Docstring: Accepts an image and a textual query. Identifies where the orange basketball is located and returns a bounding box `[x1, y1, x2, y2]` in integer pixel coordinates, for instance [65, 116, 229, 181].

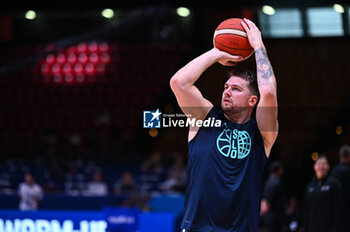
[213, 18, 254, 61]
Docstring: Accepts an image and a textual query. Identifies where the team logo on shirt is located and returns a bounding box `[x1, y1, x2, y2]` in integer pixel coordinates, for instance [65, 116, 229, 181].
[216, 123, 251, 159]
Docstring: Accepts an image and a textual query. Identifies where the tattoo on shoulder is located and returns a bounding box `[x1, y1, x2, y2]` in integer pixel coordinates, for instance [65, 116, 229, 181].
[255, 48, 275, 84]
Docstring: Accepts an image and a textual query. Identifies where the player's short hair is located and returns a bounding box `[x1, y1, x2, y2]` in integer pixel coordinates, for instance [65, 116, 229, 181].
[339, 145, 350, 159]
[227, 69, 260, 100]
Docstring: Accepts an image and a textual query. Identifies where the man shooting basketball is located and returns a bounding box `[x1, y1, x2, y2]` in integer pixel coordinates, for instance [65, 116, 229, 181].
[170, 18, 278, 231]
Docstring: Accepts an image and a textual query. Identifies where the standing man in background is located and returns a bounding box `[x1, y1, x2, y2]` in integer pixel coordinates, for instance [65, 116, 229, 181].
[261, 160, 287, 232]
[18, 173, 43, 210]
[331, 145, 350, 231]
[303, 155, 343, 232]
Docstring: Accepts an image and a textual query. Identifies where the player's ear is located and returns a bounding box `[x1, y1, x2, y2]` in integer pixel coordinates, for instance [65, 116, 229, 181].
[249, 95, 258, 107]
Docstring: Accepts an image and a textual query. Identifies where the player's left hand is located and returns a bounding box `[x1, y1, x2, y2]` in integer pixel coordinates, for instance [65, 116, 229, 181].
[241, 18, 264, 50]
[211, 47, 243, 66]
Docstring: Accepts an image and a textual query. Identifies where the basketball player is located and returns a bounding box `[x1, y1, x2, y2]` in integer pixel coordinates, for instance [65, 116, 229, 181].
[170, 18, 278, 231]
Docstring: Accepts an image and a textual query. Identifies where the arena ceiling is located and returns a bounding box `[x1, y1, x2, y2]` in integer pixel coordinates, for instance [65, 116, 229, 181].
[0, 0, 347, 13]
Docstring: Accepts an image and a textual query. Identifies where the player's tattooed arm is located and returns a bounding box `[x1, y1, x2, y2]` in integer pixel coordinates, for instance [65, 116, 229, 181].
[254, 46, 279, 157]
[255, 47, 276, 88]
[241, 18, 278, 157]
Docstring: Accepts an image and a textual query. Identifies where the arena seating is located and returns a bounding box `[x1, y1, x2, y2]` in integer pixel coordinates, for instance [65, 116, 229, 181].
[0, 42, 188, 155]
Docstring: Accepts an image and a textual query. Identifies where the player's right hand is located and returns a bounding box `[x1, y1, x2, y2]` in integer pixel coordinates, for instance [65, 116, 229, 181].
[211, 47, 243, 66]
[241, 18, 264, 51]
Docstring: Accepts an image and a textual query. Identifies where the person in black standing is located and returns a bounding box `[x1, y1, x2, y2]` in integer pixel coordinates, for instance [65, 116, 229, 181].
[330, 145, 350, 232]
[261, 160, 287, 232]
[303, 155, 344, 232]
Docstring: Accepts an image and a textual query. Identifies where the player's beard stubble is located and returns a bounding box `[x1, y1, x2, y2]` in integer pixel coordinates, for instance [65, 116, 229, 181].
[222, 102, 239, 114]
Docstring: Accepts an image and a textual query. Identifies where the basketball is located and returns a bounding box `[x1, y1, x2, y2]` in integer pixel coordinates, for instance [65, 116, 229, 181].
[213, 18, 254, 60]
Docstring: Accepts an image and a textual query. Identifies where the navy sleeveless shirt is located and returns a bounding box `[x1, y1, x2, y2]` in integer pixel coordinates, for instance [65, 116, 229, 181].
[181, 107, 268, 232]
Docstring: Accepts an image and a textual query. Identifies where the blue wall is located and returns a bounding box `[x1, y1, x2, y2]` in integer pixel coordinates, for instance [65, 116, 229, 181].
[0, 209, 174, 232]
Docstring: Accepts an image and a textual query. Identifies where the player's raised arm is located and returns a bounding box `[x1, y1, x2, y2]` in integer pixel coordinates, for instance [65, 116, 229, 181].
[241, 18, 278, 157]
[170, 48, 243, 121]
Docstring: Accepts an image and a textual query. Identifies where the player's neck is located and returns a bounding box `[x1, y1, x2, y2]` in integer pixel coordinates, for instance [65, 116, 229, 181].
[224, 111, 252, 124]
